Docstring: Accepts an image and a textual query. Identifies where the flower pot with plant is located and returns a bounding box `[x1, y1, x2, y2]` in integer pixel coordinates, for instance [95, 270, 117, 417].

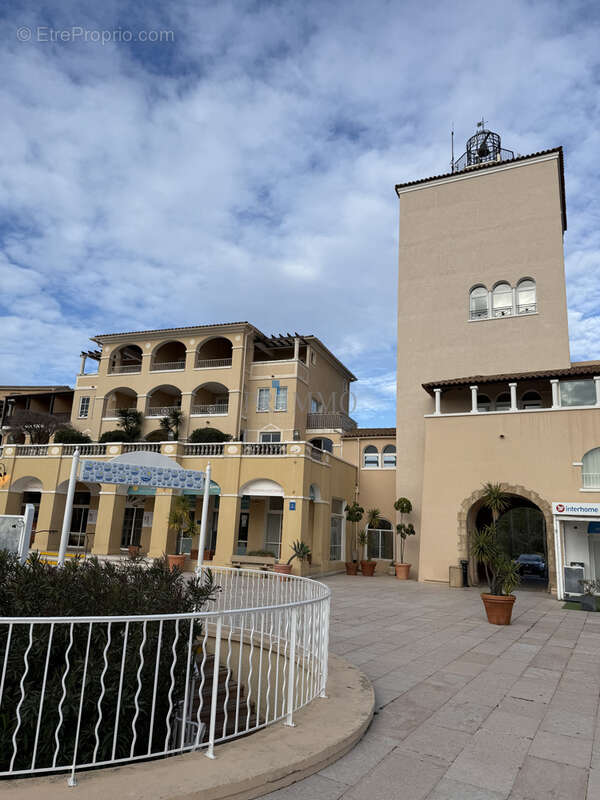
[471, 483, 520, 624]
[360, 508, 381, 576]
[128, 544, 142, 560]
[394, 497, 415, 579]
[167, 495, 198, 572]
[579, 579, 600, 611]
[275, 540, 311, 575]
[345, 501, 364, 574]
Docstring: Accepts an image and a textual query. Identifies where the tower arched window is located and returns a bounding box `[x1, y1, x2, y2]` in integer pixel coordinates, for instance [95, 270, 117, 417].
[469, 286, 489, 320]
[582, 448, 600, 489]
[517, 279, 536, 315]
[521, 391, 542, 409]
[492, 283, 513, 318]
[363, 445, 379, 468]
[495, 392, 511, 411]
[477, 394, 491, 412]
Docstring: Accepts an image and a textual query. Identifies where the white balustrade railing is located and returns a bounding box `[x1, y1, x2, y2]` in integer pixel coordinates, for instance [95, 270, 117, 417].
[195, 358, 233, 369]
[150, 360, 186, 372]
[108, 364, 142, 374]
[14, 445, 50, 456]
[0, 567, 330, 783]
[121, 442, 162, 453]
[183, 443, 225, 456]
[62, 444, 108, 456]
[147, 405, 182, 417]
[242, 442, 287, 456]
[191, 403, 229, 416]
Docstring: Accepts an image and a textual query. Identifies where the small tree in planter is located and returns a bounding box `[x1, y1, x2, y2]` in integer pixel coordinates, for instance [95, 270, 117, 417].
[579, 579, 600, 611]
[394, 497, 413, 579]
[274, 540, 311, 575]
[167, 496, 198, 571]
[345, 501, 364, 575]
[360, 508, 381, 576]
[159, 409, 184, 440]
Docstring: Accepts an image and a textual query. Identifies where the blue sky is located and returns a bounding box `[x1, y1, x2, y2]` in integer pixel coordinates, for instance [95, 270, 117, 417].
[0, 0, 599, 428]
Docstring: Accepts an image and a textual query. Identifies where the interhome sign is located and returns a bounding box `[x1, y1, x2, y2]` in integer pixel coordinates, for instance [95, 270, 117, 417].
[552, 502, 600, 516]
[80, 459, 205, 491]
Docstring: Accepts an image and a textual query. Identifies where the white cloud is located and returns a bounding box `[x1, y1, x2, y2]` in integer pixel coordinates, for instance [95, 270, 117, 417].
[1, 0, 599, 427]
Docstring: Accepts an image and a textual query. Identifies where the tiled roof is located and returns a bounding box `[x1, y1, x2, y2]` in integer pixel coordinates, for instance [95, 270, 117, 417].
[422, 361, 600, 393]
[342, 427, 396, 438]
[395, 147, 567, 232]
[92, 321, 255, 340]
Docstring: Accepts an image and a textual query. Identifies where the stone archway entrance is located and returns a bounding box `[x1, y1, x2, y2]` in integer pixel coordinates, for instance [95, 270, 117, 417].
[458, 485, 555, 594]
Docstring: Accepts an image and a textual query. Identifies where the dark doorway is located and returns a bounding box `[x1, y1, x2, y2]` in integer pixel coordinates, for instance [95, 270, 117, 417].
[474, 496, 547, 589]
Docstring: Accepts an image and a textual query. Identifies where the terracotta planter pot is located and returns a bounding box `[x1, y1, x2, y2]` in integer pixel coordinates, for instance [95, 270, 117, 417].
[274, 563, 292, 575]
[360, 560, 376, 577]
[395, 563, 411, 580]
[167, 554, 187, 572]
[345, 562, 359, 575]
[128, 545, 141, 560]
[481, 593, 516, 625]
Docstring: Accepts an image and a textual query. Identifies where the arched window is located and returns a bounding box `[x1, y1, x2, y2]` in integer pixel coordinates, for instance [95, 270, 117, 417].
[382, 444, 396, 467]
[521, 391, 542, 409]
[492, 283, 513, 318]
[495, 392, 511, 411]
[477, 394, 491, 412]
[517, 279, 536, 315]
[469, 286, 489, 320]
[582, 448, 600, 489]
[363, 445, 379, 468]
[310, 437, 333, 453]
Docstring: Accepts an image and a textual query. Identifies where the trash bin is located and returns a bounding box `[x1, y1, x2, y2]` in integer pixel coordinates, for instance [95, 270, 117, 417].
[460, 559, 469, 587]
[449, 565, 463, 588]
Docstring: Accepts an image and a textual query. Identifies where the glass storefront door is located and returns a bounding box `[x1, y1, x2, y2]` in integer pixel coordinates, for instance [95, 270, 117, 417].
[121, 506, 143, 548]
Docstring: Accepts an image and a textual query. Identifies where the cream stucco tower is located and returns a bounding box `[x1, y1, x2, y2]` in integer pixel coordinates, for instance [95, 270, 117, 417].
[394, 129, 570, 579]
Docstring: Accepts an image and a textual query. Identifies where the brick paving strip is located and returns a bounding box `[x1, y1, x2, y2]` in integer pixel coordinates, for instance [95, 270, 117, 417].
[263, 575, 600, 800]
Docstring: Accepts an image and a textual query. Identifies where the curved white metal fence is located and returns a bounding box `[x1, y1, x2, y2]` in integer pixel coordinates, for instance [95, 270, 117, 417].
[0, 567, 330, 785]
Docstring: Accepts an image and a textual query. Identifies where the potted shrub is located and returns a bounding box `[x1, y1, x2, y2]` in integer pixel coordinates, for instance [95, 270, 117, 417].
[394, 497, 414, 579]
[471, 482, 520, 624]
[128, 544, 142, 559]
[360, 508, 381, 576]
[579, 579, 600, 611]
[345, 501, 364, 575]
[167, 496, 197, 571]
[274, 540, 311, 574]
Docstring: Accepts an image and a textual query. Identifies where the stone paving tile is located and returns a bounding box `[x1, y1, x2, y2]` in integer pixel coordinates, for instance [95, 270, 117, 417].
[480, 708, 540, 739]
[319, 733, 397, 786]
[508, 755, 589, 799]
[344, 751, 447, 800]
[367, 698, 434, 741]
[429, 698, 495, 734]
[428, 777, 507, 800]
[588, 768, 600, 799]
[444, 730, 531, 795]
[528, 730, 592, 769]
[397, 720, 473, 764]
[539, 708, 596, 740]
[261, 774, 346, 799]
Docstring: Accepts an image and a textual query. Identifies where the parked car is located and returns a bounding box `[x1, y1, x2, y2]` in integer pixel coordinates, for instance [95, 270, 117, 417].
[515, 553, 546, 577]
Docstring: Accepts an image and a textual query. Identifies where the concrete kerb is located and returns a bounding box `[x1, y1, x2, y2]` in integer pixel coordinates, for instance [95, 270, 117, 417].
[4, 653, 374, 800]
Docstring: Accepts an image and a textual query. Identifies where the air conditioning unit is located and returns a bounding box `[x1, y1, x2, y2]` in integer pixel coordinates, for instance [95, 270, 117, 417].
[564, 564, 585, 595]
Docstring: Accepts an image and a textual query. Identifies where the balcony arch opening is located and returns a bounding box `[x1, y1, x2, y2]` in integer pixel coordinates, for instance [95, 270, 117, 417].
[521, 391, 542, 409]
[495, 392, 511, 411]
[108, 345, 143, 375]
[196, 337, 233, 368]
[146, 385, 182, 418]
[477, 394, 491, 412]
[191, 383, 229, 416]
[102, 388, 137, 419]
[151, 341, 186, 371]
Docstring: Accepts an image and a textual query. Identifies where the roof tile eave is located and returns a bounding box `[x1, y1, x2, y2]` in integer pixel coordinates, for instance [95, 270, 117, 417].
[422, 361, 600, 393]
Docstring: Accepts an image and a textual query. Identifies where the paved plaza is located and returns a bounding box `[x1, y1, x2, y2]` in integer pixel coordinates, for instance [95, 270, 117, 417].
[264, 574, 600, 800]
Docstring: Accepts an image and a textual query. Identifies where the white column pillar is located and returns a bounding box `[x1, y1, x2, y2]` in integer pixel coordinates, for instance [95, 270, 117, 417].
[293, 337, 300, 361]
[79, 354, 87, 375]
[551, 379, 560, 408]
[509, 382, 517, 411]
[594, 376, 600, 407]
[470, 385, 478, 414]
[434, 388, 442, 416]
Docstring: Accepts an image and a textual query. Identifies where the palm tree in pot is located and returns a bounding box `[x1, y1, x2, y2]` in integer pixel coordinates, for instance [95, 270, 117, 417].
[275, 540, 311, 575]
[345, 501, 364, 575]
[394, 497, 414, 579]
[360, 508, 381, 576]
[167, 495, 198, 571]
[471, 482, 520, 624]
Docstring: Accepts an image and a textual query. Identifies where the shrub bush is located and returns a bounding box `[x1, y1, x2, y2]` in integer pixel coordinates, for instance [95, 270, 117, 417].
[99, 429, 127, 442]
[0, 553, 219, 772]
[53, 427, 92, 444]
[188, 427, 232, 443]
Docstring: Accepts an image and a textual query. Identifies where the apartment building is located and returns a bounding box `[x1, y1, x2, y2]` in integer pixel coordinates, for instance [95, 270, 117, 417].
[0, 323, 384, 574]
[395, 125, 600, 596]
